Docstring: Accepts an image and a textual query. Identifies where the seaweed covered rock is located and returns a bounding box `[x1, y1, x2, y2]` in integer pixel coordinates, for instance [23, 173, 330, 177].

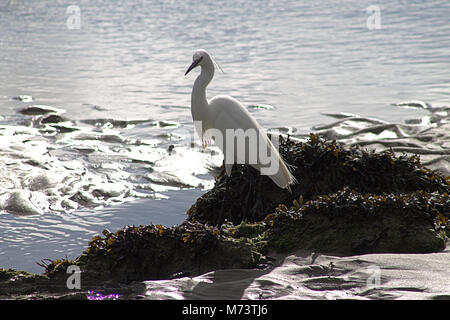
[0, 267, 140, 299]
[42, 221, 262, 283]
[0, 268, 53, 297]
[265, 188, 449, 255]
[187, 134, 449, 226]
[38, 134, 449, 288]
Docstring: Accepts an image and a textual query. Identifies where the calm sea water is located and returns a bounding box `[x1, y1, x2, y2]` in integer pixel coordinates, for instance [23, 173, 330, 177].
[0, 0, 449, 272]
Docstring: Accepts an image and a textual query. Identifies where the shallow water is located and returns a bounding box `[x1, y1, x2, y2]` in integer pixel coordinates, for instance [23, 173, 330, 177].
[0, 0, 449, 273]
[0, 189, 204, 272]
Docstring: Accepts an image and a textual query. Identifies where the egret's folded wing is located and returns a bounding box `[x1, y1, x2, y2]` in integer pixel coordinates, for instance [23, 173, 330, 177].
[210, 95, 270, 165]
[209, 95, 297, 189]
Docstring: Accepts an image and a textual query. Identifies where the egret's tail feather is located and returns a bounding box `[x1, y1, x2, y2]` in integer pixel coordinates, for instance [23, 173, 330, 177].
[261, 157, 297, 192]
[255, 136, 298, 191]
[281, 160, 298, 193]
[284, 161, 297, 173]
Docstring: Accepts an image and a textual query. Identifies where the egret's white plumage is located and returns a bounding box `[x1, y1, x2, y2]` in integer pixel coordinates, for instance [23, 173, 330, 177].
[185, 49, 296, 191]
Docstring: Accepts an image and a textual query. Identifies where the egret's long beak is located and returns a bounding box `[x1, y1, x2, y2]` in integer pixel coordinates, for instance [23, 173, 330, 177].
[185, 57, 203, 76]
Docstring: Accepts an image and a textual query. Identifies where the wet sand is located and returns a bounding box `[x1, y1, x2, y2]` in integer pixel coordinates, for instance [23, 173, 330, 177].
[143, 248, 450, 300]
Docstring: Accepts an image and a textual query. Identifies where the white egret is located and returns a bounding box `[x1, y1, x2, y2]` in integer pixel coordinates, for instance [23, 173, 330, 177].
[185, 49, 296, 191]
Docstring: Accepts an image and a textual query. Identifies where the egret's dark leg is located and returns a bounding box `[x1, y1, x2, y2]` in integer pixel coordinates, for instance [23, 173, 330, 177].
[218, 166, 232, 226]
[242, 165, 260, 221]
[253, 174, 264, 221]
[243, 169, 253, 221]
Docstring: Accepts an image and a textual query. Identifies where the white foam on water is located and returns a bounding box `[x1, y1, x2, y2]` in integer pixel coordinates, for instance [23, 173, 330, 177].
[0, 113, 222, 216]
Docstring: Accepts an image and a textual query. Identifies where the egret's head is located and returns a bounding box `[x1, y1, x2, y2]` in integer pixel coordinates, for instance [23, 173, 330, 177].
[185, 49, 211, 76]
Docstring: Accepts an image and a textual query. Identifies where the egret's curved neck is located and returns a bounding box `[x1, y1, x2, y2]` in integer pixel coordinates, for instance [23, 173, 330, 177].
[191, 61, 214, 111]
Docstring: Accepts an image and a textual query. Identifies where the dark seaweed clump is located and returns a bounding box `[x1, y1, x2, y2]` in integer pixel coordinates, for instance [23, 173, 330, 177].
[187, 134, 449, 225]
[41, 221, 261, 284]
[265, 187, 449, 255]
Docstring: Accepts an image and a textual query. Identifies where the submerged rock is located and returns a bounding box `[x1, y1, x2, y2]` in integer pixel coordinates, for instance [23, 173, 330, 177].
[13, 95, 33, 103]
[19, 105, 66, 116]
[2, 190, 43, 215]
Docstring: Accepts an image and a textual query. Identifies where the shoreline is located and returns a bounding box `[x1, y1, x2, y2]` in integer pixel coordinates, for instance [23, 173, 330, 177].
[1, 130, 448, 300]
